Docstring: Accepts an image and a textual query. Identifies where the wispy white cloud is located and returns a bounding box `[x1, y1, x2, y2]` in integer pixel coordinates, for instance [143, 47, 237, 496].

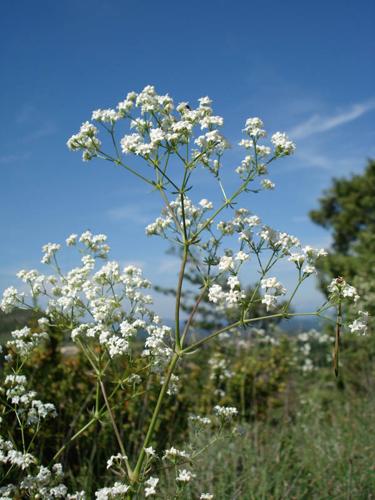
[282, 146, 369, 172]
[0, 152, 31, 165]
[22, 122, 57, 143]
[15, 104, 36, 125]
[289, 99, 375, 139]
[107, 204, 152, 224]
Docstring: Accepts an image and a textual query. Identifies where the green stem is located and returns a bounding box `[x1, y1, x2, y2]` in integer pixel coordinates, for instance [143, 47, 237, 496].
[131, 352, 180, 483]
[99, 378, 133, 478]
[53, 416, 99, 461]
[157, 185, 183, 235]
[175, 246, 189, 350]
[244, 251, 278, 318]
[180, 284, 208, 347]
[333, 300, 342, 377]
[193, 172, 256, 239]
[52, 380, 146, 463]
[283, 276, 306, 312]
[182, 312, 320, 353]
[98, 149, 154, 186]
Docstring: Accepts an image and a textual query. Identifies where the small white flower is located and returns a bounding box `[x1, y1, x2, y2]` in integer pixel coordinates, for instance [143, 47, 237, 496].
[41, 243, 61, 264]
[218, 255, 234, 271]
[176, 469, 196, 483]
[189, 415, 211, 426]
[261, 277, 286, 296]
[66, 234, 78, 246]
[235, 251, 249, 262]
[0, 286, 23, 313]
[261, 294, 278, 311]
[208, 284, 226, 304]
[106, 453, 127, 470]
[145, 446, 156, 457]
[163, 447, 190, 460]
[348, 311, 369, 335]
[199, 198, 213, 210]
[271, 132, 295, 155]
[261, 179, 275, 190]
[145, 476, 159, 497]
[213, 405, 238, 419]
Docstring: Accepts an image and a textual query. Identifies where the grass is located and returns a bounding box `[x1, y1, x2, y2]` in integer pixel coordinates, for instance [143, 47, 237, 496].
[159, 383, 375, 499]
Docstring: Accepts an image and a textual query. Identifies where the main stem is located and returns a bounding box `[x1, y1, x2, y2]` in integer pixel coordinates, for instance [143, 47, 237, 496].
[333, 300, 342, 377]
[175, 245, 189, 351]
[131, 352, 180, 483]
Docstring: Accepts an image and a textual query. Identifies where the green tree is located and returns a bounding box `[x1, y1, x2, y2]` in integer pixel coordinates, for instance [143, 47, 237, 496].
[310, 159, 375, 317]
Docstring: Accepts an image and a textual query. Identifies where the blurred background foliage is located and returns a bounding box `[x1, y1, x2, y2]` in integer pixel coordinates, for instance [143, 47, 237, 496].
[310, 159, 375, 322]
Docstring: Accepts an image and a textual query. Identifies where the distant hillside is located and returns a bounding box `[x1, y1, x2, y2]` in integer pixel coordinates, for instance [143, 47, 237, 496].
[0, 308, 36, 343]
[164, 315, 326, 336]
[279, 316, 324, 333]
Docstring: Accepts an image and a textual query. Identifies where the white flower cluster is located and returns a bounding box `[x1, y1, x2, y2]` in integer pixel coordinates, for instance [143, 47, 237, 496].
[297, 329, 332, 374]
[95, 482, 130, 499]
[143, 319, 173, 368]
[3, 374, 56, 425]
[327, 277, 359, 303]
[208, 209, 330, 313]
[208, 276, 246, 309]
[163, 446, 190, 461]
[288, 246, 328, 276]
[213, 405, 238, 419]
[348, 310, 368, 336]
[209, 353, 234, 382]
[206, 210, 328, 313]
[217, 210, 310, 264]
[18, 464, 68, 498]
[6, 326, 48, 357]
[69, 85, 229, 169]
[271, 132, 296, 156]
[261, 277, 287, 311]
[176, 469, 196, 483]
[144, 477, 159, 497]
[297, 330, 330, 344]
[301, 358, 314, 373]
[0, 286, 24, 313]
[161, 373, 180, 395]
[236, 117, 295, 185]
[0, 232, 172, 365]
[327, 278, 369, 335]
[0, 439, 79, 499]
[41, 243, 61, 264]
[258, 226, 300, 252]
[242, 117, 266, 139]
[144, 446, 156, 457]
[145, 196, 213, 238]
[217, 208, 261, 237]
[67, 121, 101, 161]
[0, 436, 35, 470]
[106, 453, 128, 470]
[188, 415, 212, 426]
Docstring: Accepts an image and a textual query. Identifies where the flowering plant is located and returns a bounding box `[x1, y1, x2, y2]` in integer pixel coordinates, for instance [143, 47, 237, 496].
[0, 85, 368, 498]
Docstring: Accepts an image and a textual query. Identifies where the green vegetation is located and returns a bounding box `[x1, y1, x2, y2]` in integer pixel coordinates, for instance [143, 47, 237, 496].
[310, 159, 375, 321]
[1, 311, 374, 497]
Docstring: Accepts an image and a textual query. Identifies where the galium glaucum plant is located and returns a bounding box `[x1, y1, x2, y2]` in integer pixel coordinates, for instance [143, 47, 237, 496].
[0, 85, 369, 498]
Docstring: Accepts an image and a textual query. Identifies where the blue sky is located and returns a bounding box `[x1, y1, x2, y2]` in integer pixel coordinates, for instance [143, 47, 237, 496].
[1, 0, 374, 317]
